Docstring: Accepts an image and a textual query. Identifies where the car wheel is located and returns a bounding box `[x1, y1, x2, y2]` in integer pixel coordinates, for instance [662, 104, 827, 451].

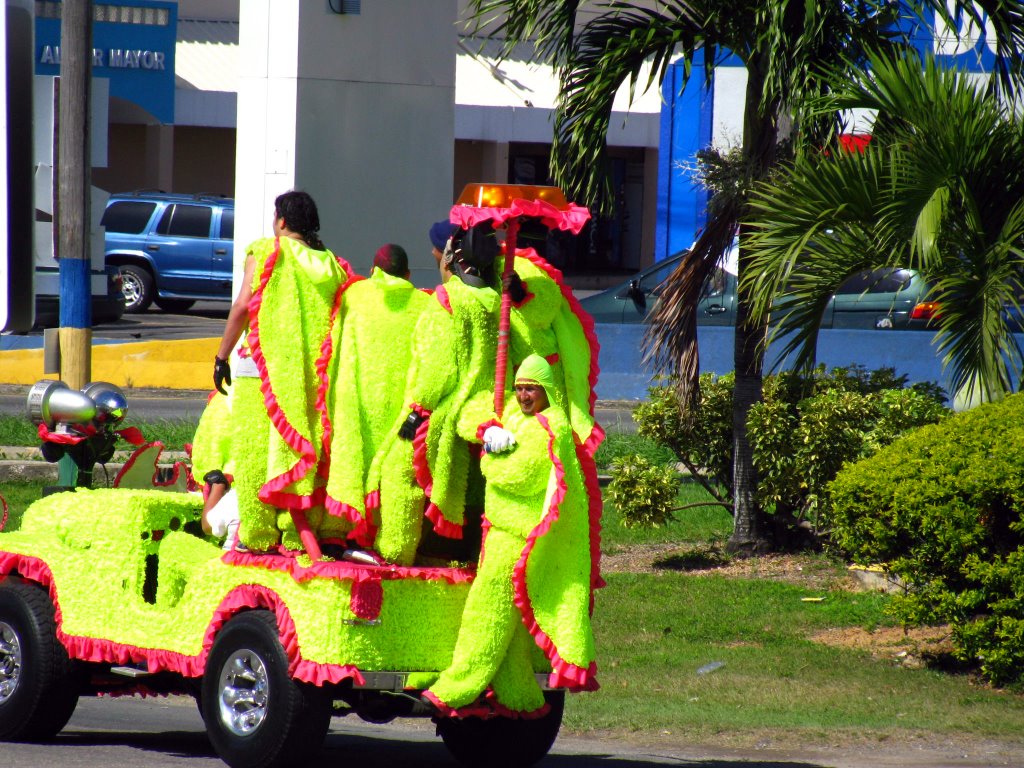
[0, 577, 80, 741]
[201, 610, 331, 768]
[118, 265, 155, 313]
[155, 298, 195, 313]
[437, 690, 564, 768]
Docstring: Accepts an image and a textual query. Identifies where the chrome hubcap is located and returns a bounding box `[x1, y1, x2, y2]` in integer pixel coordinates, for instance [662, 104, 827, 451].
[218, 649, 270, 736]
[0, 621, 22, 704]
[120, 273, 143, 307]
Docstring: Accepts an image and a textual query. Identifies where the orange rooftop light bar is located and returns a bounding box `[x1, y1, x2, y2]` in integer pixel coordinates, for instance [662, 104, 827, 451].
[455, 183, 569, 210]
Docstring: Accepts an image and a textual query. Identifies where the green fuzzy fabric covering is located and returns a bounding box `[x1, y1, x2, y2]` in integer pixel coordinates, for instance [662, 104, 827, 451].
[3, 489, 473, 672]
[369, 279, 500, 563]
[327, 270, 431, 519]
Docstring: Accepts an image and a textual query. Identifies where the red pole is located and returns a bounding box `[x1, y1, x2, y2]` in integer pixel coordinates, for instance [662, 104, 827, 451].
[494, 218, 519, 418]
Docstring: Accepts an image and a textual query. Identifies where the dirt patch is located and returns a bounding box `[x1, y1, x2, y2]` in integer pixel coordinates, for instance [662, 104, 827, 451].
[811, 624, 957, 667]
[601, 543, 859, 591]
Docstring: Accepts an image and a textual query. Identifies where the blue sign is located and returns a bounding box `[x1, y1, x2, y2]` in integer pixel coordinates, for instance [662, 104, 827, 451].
[35, 0, 176, 124]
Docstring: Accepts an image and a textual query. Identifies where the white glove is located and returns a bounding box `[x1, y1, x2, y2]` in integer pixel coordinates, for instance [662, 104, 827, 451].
[483, 426, 516, 454]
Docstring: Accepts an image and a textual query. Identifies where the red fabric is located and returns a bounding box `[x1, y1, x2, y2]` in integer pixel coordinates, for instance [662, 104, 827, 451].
[508, 413, 599, 693]
[219, 547, 475, 585]
[434, 285, 453, 314]
[37, 422, 91, 445]
[449, 199, 590, 235]
[422, 688, 551, 720]
[115, 427, 146, 446]
[0, 494, 7, 532]
[349, 578, 384, 621]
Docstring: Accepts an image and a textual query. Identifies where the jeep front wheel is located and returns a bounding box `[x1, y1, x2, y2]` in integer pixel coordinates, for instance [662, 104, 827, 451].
[201, 610, 331, 768]
[0, 577, 80, 741]
[437, 690, 565, 768]
[119, 264, 155, 313]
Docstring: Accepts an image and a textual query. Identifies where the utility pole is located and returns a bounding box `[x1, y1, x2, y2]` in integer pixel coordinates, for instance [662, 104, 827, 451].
[57, 0, 92, 389]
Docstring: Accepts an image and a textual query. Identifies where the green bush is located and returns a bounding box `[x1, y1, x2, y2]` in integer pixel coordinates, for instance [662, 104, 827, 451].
[606, 456, 680, 528]
[622, 365, 947, 544]
[827, 394, 1024, 687]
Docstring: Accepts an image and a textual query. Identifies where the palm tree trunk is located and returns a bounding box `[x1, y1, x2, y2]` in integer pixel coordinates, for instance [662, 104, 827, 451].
[727, 57, 781, 555]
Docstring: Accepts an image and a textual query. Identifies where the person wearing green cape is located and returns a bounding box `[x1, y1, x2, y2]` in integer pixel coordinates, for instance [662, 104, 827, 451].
[194, 190, 354, 552]
[424, 354, 598, 716]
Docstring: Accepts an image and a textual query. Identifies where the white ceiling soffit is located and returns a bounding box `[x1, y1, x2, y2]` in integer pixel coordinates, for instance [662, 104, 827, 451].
[175, 18, 239, 92]
[456, 37, 662, 114]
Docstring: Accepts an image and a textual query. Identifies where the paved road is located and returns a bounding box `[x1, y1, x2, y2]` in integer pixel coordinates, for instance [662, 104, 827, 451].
[6, 695, 1008, 768]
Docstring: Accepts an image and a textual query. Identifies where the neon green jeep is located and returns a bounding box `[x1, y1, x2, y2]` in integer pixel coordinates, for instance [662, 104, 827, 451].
[0, 488, 565, 768]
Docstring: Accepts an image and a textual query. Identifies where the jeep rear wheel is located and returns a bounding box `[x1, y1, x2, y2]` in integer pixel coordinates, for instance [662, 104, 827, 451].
[437, 690, 564, 768]
[0, 578, 80, 741]
[119, 264, 154, 313]
[202, 610, 331, 768]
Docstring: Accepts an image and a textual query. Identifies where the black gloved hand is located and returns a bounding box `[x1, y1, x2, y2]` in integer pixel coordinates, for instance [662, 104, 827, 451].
[503, 272, 527, 303]
[213, 356, 232, 396]
[398, 410, 425, 440]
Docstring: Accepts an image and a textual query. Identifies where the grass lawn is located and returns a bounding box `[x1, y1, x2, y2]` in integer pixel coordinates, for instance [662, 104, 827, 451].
[2, 435, 1023, 758]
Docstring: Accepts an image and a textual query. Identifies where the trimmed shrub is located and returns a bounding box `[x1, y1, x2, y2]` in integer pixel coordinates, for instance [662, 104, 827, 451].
[827, 394, 1024, 687]
[621, 365, 947, 544]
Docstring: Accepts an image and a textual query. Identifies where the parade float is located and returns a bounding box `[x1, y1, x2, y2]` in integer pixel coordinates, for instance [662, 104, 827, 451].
[0, 185, 602, 768]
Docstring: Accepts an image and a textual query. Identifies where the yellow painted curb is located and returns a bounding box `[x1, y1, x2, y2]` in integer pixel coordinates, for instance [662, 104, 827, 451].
[0, 338, 220, 390]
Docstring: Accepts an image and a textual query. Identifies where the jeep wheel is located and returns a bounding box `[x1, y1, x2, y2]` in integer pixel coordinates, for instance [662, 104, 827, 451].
[437, 690, 564, 768]
[155, 298, 195, 313]
[202, 610, 331, 768]
[0, 577, 80, 741]
[119, 265, 154, 313]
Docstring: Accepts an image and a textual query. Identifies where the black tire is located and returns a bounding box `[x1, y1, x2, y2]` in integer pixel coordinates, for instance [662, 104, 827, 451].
[0, 577, 80, 741]
[155, 298, 196, 313]
[119, 264, 155, 313]
[437, 690, 565, 768]
[201, 610, 331, 768]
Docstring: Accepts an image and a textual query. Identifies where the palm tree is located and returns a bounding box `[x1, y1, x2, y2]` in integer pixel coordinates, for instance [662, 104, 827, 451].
[465, 0, 1024, 553]
[746, 51, 1024, 405]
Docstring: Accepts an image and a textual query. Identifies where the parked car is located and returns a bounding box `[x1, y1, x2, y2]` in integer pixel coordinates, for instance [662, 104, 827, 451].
[101, 191, 235, 313]
[580, 247, 934, 330]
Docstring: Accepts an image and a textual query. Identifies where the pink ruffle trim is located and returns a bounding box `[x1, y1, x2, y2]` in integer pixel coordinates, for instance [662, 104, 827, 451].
[0, 553, 369, 687]
[422, 688, 552, 720]
[220, 547, 475, 585]
[434, 285, 452, 314]
[509, 414, 599, 692]
[450, 199, 590, 235]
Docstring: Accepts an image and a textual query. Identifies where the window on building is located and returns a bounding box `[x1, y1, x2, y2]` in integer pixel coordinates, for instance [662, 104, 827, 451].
[156, 204, 212, 238]
[100, 201, 156, 234]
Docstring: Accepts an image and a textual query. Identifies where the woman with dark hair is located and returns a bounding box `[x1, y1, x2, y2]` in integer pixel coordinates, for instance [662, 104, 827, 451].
[192, 190, 357, 554]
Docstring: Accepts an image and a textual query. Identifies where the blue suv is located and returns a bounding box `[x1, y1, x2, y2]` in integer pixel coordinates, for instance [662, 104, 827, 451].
[101, 191, 235, 313]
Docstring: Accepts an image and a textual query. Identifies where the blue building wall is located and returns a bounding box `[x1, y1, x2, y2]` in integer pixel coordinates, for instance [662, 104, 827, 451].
[654, 10, 1005, 259]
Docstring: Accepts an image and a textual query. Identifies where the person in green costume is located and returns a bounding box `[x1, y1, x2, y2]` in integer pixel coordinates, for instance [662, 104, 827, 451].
[324, 244, 431, 547]
[368, 222, 509, 565]
[199, 190, 354, 553]
[424, 354, 598, 716]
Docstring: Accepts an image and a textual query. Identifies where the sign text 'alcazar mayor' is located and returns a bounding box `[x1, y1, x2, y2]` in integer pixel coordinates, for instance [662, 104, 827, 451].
[39, 45, 167, 70]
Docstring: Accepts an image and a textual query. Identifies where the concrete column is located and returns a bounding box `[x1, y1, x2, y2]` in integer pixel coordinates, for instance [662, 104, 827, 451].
[144, 123, 174, 192]
[480, 141, 509, 187]
[235, 1, 457, 289]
